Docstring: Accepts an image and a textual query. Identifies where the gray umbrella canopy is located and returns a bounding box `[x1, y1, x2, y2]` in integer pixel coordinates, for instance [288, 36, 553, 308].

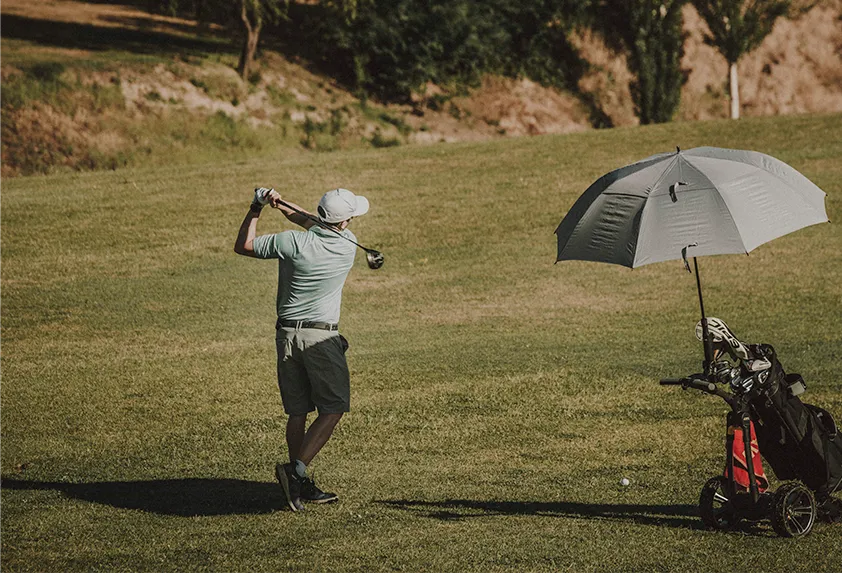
[555, 147, 828, 268]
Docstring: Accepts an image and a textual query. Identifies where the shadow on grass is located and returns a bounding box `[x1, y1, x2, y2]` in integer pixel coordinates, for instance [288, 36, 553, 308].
[0, 14, 232, 57]
[379, 498, 708, 530]
[0, 477, 285, 516]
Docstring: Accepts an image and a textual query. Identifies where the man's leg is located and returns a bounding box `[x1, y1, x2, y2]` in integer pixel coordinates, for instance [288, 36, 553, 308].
[297, 412, 344, 465]
[299, 334, 350, 465]
[278, 414, 312, 511]
[275, 332, 312, 512]
[293, 412, 343, 504]
[286, 414, 307, 462]
[294, 334, 349, 504]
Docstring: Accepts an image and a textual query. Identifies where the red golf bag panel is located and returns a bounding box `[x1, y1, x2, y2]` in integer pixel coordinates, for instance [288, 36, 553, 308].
[727, 422, 770, 493]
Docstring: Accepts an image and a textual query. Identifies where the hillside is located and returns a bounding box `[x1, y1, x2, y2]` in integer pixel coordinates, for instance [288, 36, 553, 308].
[2, 0, 842, 177]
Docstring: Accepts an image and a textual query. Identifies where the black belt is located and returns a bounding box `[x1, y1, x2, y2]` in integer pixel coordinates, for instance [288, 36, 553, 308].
[277, 319, 339, 331]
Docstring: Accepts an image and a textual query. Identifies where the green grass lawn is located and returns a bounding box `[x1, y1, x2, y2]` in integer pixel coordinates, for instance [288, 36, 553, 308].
[2, 113, 841, 572]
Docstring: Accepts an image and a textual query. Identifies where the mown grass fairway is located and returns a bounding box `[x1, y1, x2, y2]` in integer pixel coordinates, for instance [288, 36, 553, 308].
[2, 113, 842, 572]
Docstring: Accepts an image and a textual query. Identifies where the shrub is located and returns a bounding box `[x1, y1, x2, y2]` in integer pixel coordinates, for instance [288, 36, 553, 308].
[29, 62, 67, 83]
[266, 84, 297, 107]
[300, 115, 342, 151]
[190, 77, 210, 91]
[599, 0, 687, 124]
[370, 129, 401, 148]
[201, 111, 262, 148]
[378, 112, 411, 136]
[3, 63, 68, 110]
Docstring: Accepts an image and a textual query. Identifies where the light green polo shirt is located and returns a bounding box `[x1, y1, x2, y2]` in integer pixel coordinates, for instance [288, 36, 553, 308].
[253, 226, 357, 323]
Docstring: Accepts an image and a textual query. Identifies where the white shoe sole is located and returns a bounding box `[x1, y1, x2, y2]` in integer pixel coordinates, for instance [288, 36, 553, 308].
[305, 493, 339, 504]
[275, 464, 302, 512]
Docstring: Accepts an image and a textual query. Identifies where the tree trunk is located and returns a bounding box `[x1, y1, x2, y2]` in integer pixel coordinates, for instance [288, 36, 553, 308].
[237, 1, 262, 81]
[237, 28, 261, 80]
[729, 61, 740, 119]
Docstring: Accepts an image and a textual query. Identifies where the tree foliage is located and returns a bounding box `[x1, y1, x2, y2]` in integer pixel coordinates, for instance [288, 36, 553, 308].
[344, 1, 501, 102]
[599, 0, 688, 124]
[280, 0, 595, 104]
[692, 0, 804, 118]
[693, 0, 791, 65]
[489, 0, 595, 89]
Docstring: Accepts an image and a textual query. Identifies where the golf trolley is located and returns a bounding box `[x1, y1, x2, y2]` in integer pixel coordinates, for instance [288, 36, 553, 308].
[660, 373, 818, 537]
[659, 306, 842, 538]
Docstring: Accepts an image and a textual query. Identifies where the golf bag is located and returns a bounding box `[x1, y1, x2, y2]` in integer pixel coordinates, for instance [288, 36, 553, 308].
[746, 345, 842, 501]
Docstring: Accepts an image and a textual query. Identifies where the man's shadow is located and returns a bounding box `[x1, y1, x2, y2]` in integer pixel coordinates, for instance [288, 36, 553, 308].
[1, 477, 285, 516]
[378, 498, 713, 531]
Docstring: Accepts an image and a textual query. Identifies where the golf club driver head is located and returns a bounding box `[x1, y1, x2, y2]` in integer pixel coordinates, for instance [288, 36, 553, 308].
[366, 250, 384, 270]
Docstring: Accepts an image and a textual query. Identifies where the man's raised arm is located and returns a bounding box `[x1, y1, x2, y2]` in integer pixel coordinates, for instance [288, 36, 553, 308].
[234, 187, 273, 257]
[268, 190, 316, 230]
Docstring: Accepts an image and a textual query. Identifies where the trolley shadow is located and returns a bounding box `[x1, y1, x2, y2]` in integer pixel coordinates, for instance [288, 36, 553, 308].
[377, 498, 758, 532]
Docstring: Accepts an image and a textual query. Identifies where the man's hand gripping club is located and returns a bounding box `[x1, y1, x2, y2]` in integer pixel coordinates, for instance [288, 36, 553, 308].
[252, 187, 284, 210]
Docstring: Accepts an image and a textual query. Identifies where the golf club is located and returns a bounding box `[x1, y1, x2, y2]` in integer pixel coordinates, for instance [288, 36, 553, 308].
[276, 198, 384, 270]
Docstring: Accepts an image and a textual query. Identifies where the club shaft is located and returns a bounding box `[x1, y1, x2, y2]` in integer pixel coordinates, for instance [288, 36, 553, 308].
[277, 199, 373, 253]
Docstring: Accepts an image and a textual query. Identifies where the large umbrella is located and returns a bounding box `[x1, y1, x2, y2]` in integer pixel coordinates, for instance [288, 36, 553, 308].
[555, 146, 828, 370]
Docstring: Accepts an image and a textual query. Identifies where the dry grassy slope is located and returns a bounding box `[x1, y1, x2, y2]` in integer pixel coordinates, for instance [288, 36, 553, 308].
[2, 0, 841, 165]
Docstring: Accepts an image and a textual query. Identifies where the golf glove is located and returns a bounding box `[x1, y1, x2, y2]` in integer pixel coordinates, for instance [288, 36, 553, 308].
[253, 187, 274, 208]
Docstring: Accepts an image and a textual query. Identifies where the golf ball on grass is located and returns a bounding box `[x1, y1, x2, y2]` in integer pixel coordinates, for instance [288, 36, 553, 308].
[620, 478, 630, 486]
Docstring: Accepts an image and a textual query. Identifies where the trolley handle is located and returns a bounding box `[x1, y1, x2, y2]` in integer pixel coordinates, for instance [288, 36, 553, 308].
[660, 376, 714, 391]
[660, 375, 735, 404]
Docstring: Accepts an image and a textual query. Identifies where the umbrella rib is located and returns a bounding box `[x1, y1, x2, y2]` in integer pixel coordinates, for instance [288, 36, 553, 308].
[604, 156, 680, 200]
[602, 192, 649, 198]
[649, 155, 679, 194]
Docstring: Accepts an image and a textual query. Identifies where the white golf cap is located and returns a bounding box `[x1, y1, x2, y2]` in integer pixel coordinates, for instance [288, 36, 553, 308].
[317, 188, 370, 223]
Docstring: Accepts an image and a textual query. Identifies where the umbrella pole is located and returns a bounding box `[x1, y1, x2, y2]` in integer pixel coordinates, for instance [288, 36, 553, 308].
[693, 257, 714, 375]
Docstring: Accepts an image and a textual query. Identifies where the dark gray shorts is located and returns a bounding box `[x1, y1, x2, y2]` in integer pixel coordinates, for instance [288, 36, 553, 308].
[276, 327, 350, 415]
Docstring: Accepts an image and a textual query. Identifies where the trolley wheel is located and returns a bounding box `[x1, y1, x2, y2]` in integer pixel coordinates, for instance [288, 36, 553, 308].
[771, 482, 816, 538]
[699, 476, 739, 530]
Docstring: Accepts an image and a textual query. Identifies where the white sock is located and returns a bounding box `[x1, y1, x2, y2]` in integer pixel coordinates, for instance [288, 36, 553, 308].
[293, 459, 307, 478]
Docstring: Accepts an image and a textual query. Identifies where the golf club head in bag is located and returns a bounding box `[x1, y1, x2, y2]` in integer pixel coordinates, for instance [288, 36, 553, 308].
[695, 317, 751, 361]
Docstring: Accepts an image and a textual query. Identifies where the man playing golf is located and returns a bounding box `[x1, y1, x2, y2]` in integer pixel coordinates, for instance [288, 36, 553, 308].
[234, 186, 370, 512]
